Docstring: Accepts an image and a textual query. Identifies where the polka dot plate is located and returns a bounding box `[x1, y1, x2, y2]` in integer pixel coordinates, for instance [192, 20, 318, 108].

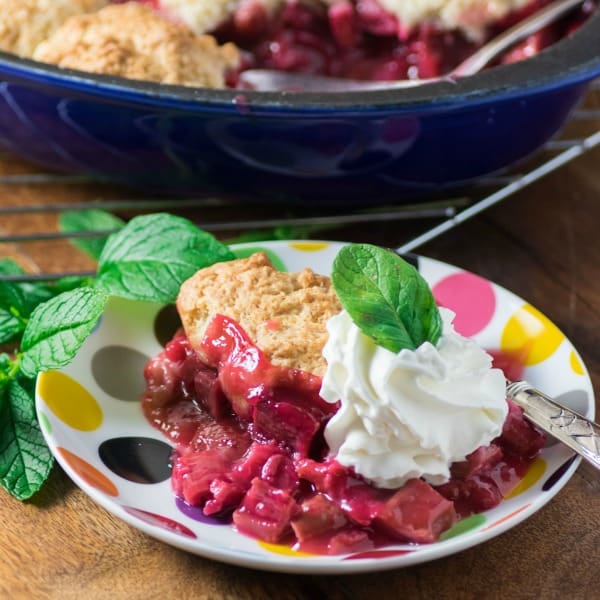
[35, 241, 595, 574]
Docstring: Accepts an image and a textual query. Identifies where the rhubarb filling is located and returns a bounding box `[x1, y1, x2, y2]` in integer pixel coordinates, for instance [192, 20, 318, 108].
[142, 315, 546, 555]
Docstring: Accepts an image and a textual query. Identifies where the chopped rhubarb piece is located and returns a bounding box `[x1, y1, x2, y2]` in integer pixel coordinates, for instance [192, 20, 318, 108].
[355, 0, 399, 37]
[233, 0, 270, 41]
[193, 369, 229, 420]
[291, 493, 348, 542]
[489, 349, 526, 383]
[233, 478, 298, 543]
[437, 475, 503, 517]
[327, 528, 373, 555]
[450, 444, 504, 479]
[172, 446, 242, 506]
[188, 413, 251, 453]
[260, 454, 299, 494]
[499, 399, 547, 458]
[296, 458, 389, 526]
[143, 339, 191, 408]
[328, 2, 361, 49]
[253, 400, 322, 455]
[205, 479, 245, 515]
[230, 441, 284, 488]
[374, 478, 457, 543]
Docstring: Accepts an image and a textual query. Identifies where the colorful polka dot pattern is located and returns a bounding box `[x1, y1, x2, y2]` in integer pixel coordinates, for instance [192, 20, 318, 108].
[501, 304, 564, 366]
[432, 271, 496, 337]
[34, 241, 594, 572]
[56, 446, 119, 497]
[38, 371, 103, 431]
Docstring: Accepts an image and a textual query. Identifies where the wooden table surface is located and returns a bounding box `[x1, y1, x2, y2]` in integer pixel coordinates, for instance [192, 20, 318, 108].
[1, 112, 599, 599]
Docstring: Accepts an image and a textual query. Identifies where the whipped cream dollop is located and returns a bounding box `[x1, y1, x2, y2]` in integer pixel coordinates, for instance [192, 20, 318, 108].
[320, 307, 507, 488]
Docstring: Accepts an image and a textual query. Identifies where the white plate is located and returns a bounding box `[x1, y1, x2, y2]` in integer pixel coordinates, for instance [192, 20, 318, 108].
[35, 241, 595, 574]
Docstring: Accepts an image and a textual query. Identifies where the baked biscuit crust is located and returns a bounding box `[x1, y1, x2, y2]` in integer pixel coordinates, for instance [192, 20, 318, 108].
[177, 252, 342, 376]
[33, 2, 239, 88]
[0, 0, 108, 57]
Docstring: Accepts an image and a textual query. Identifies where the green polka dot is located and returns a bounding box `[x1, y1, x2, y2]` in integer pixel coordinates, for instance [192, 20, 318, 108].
[440, 514, 486, 540]
[39, 411, 52, 435]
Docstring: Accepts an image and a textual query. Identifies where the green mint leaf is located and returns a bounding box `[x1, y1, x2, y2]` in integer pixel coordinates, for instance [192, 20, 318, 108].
[51, 275, 94, 293]
[0, 260, 57, 344]
[95, 213, 235, 303]
[0, 353, 17, 388]
[0, 377, 54, 500]
[0, 259, 54, 314]
[332, 244, 442, 353]
[59, 209, 125, 261]
[0, 262, 25, 343]
[0, 310, 23, 345]
[19, 287, 108, 377]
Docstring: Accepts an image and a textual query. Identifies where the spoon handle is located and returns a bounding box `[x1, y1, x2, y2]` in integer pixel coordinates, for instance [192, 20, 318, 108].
[506, 380, 600, 470]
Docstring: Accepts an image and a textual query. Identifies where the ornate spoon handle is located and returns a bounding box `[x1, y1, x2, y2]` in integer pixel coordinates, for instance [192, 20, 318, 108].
[506, 380, 600, 470]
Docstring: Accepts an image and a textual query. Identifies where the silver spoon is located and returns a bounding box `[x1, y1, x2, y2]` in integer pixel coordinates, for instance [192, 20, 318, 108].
[239, 0, 585, 92]
[506, 379, 600, 471]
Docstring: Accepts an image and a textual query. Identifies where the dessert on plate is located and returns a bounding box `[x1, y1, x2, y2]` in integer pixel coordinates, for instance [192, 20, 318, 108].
[141, 245, 546, 554]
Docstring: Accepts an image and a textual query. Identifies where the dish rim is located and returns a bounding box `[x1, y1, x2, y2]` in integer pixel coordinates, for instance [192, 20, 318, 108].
[0, 8, 598, 111]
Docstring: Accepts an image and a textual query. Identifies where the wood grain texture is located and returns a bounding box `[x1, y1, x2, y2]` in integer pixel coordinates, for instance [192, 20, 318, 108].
[1, 137, 599, 599]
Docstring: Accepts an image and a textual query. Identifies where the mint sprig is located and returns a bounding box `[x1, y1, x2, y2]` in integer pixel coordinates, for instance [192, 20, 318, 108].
[96, 213, 235, 302]
[332, 243, 442, 352]
[0, 260, 55, 345]
[59, 209, 125, 261]
[19, 287, 108, 378]
[0, 376, 54, 500]
[0, 211, 235, 500]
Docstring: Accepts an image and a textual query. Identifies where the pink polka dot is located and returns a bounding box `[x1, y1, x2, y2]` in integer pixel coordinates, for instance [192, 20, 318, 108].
[344, 549, 413, 560]
[432, 272, 496, 336]
[124, 506, 197, 538]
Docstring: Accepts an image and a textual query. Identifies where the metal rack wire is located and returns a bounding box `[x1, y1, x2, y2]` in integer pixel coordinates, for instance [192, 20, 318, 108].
[0, 79, 598, 281]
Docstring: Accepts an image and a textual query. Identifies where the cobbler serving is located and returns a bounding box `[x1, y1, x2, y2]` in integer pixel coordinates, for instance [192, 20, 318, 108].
[141, 249, 546, 555]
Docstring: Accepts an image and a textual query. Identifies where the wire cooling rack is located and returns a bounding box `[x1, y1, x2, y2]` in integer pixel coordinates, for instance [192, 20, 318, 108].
[0, 80, 598, 282]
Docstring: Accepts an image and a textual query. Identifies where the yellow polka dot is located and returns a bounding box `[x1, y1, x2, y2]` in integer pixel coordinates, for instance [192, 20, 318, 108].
[38, 371, 103, 431]
[289, 242, 329, 252]
[257, 541, 314, 557]
[500, 304, 564, 366]
[504, 458, 547, 500]
[570, 351, 584, 375]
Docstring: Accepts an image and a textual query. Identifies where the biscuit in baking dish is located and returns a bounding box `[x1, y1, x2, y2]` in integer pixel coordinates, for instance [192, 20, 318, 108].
[0, 0, 109, 57]
[177, 252, 342, 376]
[33, 2, 240, 88]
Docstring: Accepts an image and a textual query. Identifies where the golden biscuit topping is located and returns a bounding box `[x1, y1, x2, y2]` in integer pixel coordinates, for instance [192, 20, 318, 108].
[0, 0, 109, 57]
[177, 252, 342, 376]
[33, 3, 239, 88]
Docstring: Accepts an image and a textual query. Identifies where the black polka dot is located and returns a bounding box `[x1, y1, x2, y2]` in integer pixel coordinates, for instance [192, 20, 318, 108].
[399, 252, 419, 270]
[99, 437, 172, 484]
[154, 304, 181, 347]
[542, 455, 577, 491]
